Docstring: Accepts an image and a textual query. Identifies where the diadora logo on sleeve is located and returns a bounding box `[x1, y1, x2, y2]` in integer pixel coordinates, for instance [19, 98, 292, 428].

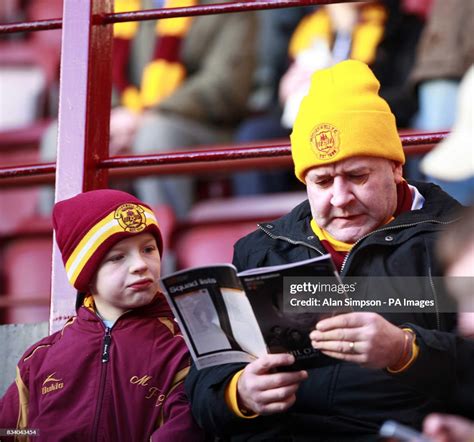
[42, 372, 64, 395]
[130, 374, 166, 407]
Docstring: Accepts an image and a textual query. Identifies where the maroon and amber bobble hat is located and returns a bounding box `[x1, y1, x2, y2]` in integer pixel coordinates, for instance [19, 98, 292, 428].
[53, 189, 163, 292]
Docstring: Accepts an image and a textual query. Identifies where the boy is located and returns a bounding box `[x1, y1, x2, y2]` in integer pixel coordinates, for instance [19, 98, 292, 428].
[0, 189, 205, 441]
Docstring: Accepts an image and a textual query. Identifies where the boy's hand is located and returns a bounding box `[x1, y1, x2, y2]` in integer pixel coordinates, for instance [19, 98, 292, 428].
[237, 354, 308, 415]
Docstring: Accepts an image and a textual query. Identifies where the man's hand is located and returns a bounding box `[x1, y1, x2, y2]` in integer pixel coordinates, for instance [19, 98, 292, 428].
[423, 413, 474, 442]
[309, 312, 406, 369]
[237, 354, 308, 415]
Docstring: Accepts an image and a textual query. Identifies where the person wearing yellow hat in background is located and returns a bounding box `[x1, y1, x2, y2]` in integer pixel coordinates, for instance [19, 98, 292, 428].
[184, 60, 473, 441]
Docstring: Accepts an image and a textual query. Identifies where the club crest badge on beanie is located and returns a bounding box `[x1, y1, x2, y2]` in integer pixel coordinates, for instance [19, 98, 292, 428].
[53, 189, 163, 292]
[114, 203, 147, 232]
[291, 60, 405, 182]
[310, 123, 341, 160]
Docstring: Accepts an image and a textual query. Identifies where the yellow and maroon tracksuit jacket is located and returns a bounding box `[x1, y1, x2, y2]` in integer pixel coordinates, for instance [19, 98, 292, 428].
[0, 296, 205, 441]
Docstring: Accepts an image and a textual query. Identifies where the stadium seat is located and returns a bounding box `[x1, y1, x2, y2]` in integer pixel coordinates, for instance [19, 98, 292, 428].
[150, 203, 176, 252]
[0, 146, 42, 235]
[0, 0, 62, 130]
[172, 192, 306, 269]
[1, 236, 53, 324]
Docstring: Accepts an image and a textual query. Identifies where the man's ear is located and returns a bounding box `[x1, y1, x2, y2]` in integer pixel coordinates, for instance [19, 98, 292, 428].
[392, 162, 404, 184]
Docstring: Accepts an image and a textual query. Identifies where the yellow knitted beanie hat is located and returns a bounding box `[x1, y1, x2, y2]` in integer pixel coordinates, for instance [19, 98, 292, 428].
[291, 60, 405, 182]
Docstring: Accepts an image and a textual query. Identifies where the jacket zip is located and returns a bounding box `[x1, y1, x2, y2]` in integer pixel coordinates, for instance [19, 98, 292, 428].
[92, 327, 111, 441]
[340, 219, 457, 330]
[428, 267, 441, 330]
[340, 219, 457, 273]
[258, 224, 326, 256]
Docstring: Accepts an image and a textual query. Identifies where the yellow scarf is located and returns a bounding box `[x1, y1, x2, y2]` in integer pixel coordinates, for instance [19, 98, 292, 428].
[113, 0, 197, 112]
[288, 4, 386, 65]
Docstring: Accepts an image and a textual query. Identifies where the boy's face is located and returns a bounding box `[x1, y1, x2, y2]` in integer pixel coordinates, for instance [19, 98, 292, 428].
[90, 233, 161, 320]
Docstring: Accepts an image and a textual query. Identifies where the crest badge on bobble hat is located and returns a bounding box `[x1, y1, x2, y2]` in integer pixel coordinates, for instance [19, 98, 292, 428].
[291, 60, 405, 182]
[53, 189, 163, 292]
[114, 203, 147, 232]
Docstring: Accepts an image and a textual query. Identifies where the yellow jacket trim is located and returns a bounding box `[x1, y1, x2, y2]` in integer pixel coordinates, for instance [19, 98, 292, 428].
[171, 366, 190, 388]
[23, 344, 52, 363]
[310, 219, 353, 252]
[387, 328, 420, 374]
[158, 317, 177, 336]
[225, 369, 258, 419]
[15, 366, 29, 432]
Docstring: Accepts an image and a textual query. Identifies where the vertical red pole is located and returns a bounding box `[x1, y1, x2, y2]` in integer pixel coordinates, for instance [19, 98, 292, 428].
[50, 0, 113, 333]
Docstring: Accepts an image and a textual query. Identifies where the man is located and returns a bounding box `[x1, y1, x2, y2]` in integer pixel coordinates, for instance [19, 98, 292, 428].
[185, 60, 472, 441]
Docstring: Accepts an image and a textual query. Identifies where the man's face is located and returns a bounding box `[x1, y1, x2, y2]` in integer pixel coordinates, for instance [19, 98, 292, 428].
[90, 233, 161, 320]
[305, 156, 403, 243]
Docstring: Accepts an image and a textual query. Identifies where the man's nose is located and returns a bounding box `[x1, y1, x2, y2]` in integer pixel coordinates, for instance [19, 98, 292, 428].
[330, 177, 354, 208]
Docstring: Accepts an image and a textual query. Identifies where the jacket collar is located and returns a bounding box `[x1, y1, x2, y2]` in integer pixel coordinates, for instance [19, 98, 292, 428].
[77, 293, 173, 326]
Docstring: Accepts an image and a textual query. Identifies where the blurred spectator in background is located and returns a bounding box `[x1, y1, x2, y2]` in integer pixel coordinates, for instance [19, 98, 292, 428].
[0, 0, 23, 27]
[232, 0, 427, 196]
[229, 6, 311, 196]
[39, 0, 256, 219]
[417, 67, 474, 442]
[420, 65, 474, 205]
[410, 0, 474, 190]
[0, 0, 62, 130]
[421, 205, 474, 442]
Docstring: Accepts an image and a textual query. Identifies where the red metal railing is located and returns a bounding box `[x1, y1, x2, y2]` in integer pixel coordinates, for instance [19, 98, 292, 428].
[0, 0, 445, 331]
[0, 132, 447, 185]
[0, 1, 364, 35]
